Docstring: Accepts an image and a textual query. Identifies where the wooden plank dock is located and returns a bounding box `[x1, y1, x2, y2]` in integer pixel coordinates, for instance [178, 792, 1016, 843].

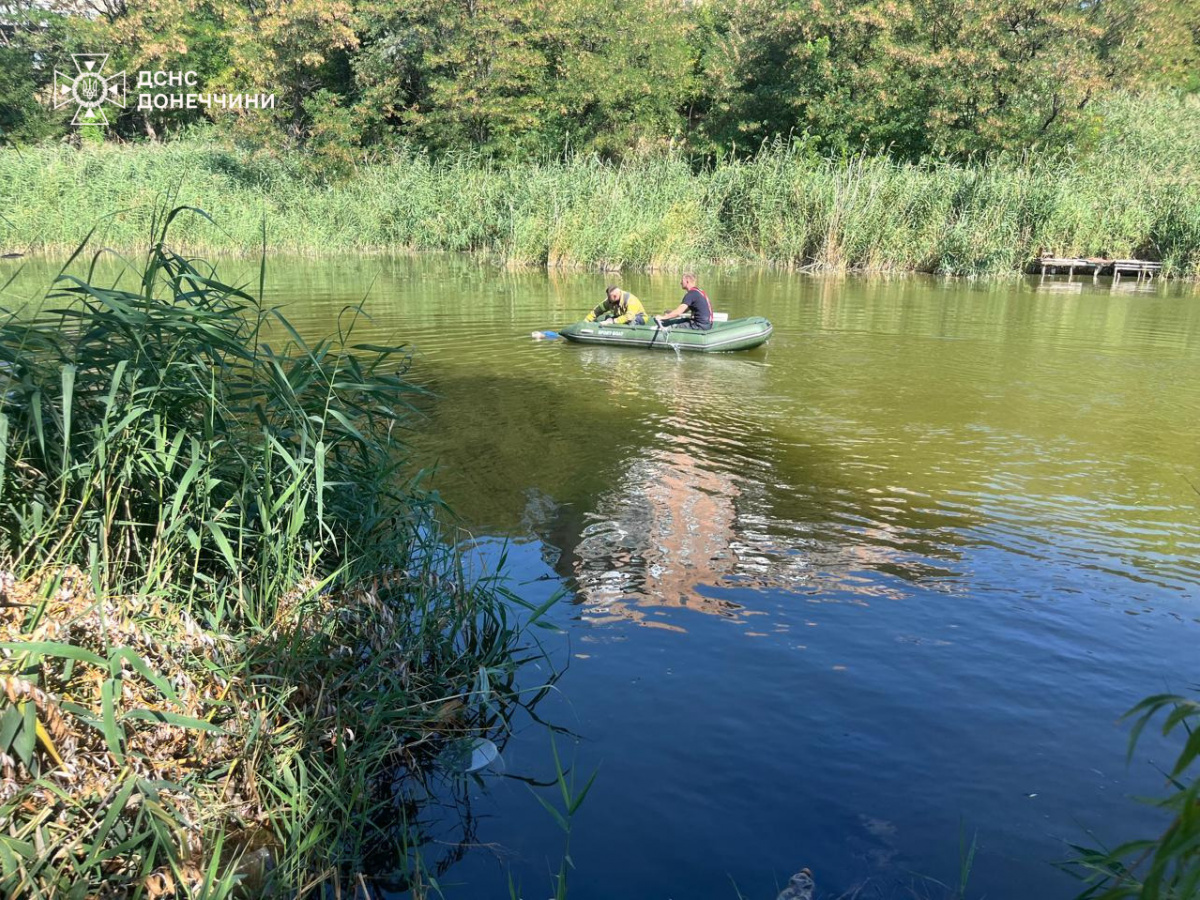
[1038, 256, 1162, 283]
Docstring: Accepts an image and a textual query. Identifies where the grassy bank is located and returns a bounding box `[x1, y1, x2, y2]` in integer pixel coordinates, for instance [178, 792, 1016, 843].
[0, 214, 551, 896]
[2, 94, 1199, 278]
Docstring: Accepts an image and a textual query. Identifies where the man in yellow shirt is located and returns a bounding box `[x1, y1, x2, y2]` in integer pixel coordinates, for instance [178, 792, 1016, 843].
[586, 286, 648, 325]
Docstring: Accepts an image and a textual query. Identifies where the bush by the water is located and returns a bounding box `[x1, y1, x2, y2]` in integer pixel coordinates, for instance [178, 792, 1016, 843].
[2, 94, 1198, 277]
[0, 212, 547, 896]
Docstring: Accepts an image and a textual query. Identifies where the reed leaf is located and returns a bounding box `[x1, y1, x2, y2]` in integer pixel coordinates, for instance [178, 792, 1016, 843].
[0, 209, 553, 897]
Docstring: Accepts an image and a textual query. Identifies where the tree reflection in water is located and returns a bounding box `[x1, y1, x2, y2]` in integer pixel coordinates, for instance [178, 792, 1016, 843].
[523, 354, 963, 630]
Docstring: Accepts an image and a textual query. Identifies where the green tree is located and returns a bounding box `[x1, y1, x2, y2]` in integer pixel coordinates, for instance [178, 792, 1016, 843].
[41, 0, 358, 144]
[0, 45, 52, 145]
[95, 0, 233, 140]
[1091, 0, 1200, 92]
[355, 0, 553, 155]
[0, 3, 81, 144]
[698, 0, 1114, 159]
[354, 0, 694, 158]
[215, 0, 359, 140]
[538, 0, 695, 157]
[904, 0, 1105, 157]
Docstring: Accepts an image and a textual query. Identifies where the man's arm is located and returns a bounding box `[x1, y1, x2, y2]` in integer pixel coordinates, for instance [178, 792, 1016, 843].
[584, 301, 609, 322]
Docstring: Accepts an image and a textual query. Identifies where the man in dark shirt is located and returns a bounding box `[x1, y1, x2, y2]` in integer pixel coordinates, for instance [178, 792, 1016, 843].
[655, 273, 713, 330]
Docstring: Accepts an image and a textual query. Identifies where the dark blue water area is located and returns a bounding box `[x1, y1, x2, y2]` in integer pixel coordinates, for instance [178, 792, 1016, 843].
[11, 254, 1198, 898]
[408, 530, 1193, 900]
[202, 259, 1200, 899]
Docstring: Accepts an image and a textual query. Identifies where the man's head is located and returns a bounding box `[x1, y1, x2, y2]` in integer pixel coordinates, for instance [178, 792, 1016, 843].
[606, 286, 621, 304]
[680, 273, 697, 291]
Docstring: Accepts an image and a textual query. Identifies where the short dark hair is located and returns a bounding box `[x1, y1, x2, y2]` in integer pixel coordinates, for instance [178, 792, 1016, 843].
[605, 285, 620, 299]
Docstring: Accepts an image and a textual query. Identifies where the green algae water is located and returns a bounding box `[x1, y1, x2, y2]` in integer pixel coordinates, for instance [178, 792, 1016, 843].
[5, 255, 1200, 897]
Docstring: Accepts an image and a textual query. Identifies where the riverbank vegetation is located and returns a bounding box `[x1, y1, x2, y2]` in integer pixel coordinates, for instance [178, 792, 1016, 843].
[3, 91, 1199, 276]
[0, 214, 550, 896]
[2, 0, 1199, 275]
[3, 0, 1198, 160]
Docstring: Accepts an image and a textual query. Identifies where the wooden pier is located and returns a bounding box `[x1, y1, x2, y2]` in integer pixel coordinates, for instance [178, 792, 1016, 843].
[1038, 256, 1162, 283]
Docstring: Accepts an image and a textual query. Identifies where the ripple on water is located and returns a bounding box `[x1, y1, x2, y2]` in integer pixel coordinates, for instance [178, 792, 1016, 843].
[19, 254, 1200, 899]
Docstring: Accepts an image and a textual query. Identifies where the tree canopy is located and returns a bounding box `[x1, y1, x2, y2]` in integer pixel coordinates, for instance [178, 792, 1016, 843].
[1, 0, 1196, 160]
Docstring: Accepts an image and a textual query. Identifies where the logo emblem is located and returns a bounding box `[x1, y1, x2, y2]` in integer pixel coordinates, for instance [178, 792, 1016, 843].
[54, 54, 126, 126]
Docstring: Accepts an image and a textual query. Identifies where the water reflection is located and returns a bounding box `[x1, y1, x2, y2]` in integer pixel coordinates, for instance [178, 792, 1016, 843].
[10, 253, 1200, 899]
[565, 443, 750, 629]
[525, 350, 974, 631]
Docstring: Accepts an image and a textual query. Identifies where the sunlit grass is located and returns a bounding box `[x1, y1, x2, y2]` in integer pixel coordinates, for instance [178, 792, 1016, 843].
[2, 94, 1197, 277]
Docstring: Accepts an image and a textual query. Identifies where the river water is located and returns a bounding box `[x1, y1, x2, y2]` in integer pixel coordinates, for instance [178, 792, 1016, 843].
[7, 255, 1200, 898]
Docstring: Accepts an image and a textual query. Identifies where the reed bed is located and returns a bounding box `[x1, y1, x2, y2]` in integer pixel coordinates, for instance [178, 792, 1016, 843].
[1, 93, 1198, 276]
[0, 211, 552, 897]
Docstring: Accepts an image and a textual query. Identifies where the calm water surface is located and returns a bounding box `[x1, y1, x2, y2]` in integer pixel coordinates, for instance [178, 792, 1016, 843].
[7, 256, 1200, 898]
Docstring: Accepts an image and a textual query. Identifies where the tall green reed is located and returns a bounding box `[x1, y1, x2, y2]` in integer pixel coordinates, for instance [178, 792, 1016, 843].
[0, 208, 552, 897]
[2, 94, 1197, 276]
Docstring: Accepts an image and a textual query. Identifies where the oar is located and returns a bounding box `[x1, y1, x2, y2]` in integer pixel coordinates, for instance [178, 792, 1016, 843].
[649, 316, 669, 349]
[532, 316, 615, 340]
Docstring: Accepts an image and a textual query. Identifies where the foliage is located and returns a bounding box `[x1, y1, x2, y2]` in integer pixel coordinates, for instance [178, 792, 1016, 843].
[2, 0, 1196, 160]
[0, 2, 84, 144]
[1065, 692, 1200, 898]
[2, 92, 1199, 276]
[352, 0, 694, 158]
[535, 0, 695, 158]
[1093, 0, 1200, 92]
[0, 45, 53, 145]
[532, 737, 597, 900]
[0, 210, 552, 896]
[356, 0, 555, 156]
[697, 0, 1113, 159]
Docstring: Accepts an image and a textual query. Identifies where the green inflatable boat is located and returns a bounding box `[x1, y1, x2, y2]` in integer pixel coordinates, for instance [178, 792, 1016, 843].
[559, 316, 773, 352]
